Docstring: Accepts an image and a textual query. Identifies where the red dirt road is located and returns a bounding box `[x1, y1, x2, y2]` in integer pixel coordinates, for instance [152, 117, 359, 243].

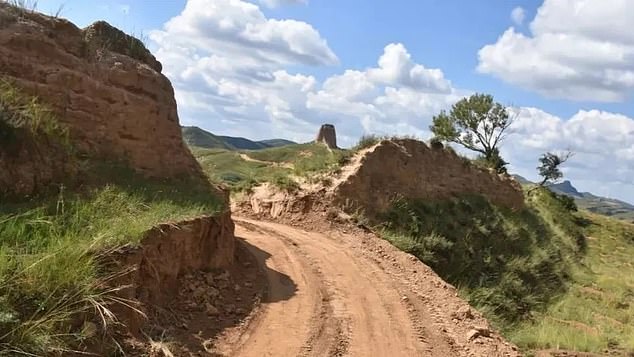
[212, 218, 519, 357]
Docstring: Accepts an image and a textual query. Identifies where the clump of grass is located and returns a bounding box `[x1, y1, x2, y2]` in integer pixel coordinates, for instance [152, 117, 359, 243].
[0, 78, 69, 146]
[0, 170, 222, 354]
[354, 134, 382, 150]
[272, 174, 300, 193]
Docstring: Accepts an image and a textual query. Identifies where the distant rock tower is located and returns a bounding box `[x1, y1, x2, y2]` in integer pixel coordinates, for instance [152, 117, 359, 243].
[315, 124, 338, 149]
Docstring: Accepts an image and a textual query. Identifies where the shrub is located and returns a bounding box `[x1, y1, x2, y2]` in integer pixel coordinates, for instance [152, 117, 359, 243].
[272, 175, 300, 193]
[354, 134, 381, 150]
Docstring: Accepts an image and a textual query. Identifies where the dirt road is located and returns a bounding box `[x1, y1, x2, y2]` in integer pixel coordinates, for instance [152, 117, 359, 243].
[213, 218, 519, 357]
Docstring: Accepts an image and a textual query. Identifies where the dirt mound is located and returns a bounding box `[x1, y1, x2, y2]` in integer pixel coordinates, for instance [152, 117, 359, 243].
[333, 139, 525, 217]
[236, 138, 524, 222]
[0, 4, 202, 196]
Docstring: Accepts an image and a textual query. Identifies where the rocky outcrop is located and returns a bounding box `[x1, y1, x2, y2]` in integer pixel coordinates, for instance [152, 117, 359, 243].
[315, 124, 337, 149]
[107, 212, 235, 335]
[334, 139, 525, 217]
[0, 4, 200, 184]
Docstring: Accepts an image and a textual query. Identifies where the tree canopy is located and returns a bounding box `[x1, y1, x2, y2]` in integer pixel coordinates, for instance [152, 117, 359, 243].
[537, 151, 574, 186]
[430, 93, 514, 172]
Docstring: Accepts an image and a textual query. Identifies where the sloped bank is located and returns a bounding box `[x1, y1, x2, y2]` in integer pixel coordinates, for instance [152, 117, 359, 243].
[107, 212, 235, 336]
[333, 139, 525, 217]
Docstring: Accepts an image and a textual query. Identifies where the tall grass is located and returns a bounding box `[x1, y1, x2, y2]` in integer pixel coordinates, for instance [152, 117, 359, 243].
[509, 212, 634, 354]
[0, 78, 69, 147]
[0, 173, 222, 354]
[380, 188, 584, 326]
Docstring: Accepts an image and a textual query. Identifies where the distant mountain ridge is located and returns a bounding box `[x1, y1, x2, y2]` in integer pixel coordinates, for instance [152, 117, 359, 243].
[513, 175, 634, 221]
[182, 126, 296, 150]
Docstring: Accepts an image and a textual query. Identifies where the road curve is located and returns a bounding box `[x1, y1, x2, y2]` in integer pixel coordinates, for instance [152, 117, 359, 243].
[216, 218, 460, 357]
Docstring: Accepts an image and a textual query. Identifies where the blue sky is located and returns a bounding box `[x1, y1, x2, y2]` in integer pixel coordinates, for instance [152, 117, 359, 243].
[36, 0, 634, 202]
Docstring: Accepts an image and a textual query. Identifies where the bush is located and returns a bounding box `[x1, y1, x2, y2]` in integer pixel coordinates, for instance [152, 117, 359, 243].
[354, 134, 381, 150]
[549, 191, 578, 212]
[272, 175, 300, 193]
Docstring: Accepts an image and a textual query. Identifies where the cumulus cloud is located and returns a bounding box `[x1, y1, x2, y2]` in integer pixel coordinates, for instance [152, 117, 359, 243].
[510, 6, 525, 25]
[258, 0, 307, 8]
[150, 0, 459, 144]
[478, 0, 634, 102]
[150, 0, 337, 66]
[502, 108, 634, 199]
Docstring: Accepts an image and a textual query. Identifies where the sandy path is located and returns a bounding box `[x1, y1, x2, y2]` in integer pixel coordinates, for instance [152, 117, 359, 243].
[218, 218, 460, 357]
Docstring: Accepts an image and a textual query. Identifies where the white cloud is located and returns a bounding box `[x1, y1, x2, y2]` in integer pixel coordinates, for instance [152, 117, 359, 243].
[367, 43, 452, 92]
[510, 6, 525, 25]
[503, 108, 634, 199]
[478, 0, 634, 102]
[258, 0, 307, 8]
[150, 0, 337, 67]
[150, 0, 634, 203]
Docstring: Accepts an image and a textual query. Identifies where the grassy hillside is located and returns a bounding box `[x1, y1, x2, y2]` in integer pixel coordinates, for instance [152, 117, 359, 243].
[182, 126, 295, 151]
[379, 186, 634, 355]
[510, 213, 634, 354]
[513, 176, 634, 223]
[380, 189, 584, 324]
[0, 81, 223, 355]
[191, 143, 351, 192]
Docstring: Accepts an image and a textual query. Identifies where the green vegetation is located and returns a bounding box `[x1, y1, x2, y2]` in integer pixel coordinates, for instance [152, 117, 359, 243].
[1, 79, 223, 354]
[380, 187, 634, 355]
[0, 78, 69, 147]
[381, 189, 584, 325]
[0, 171, 222, 355]
[191, 143, 352, 192]
[182, 126, 295, 151]
[510, 213, 634, 354]
[430, 93, 513, 173]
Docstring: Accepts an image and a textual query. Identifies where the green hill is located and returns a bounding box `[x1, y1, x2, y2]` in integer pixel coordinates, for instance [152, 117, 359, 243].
[181, 126, 296, 150]
[513, 175, 634, 222]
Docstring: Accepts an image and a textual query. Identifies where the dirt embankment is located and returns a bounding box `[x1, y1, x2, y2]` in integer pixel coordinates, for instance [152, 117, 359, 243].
[334, 139, 525, 217]
[0, 4, 203, 196]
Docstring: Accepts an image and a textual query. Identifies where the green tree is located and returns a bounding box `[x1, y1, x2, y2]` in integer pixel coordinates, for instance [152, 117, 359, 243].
[430, 93, 514, 172]
[537, 151, 574, 186]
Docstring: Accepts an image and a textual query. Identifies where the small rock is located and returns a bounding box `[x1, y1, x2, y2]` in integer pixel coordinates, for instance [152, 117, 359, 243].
[235, 307, 246, 315]
[466, 326, 491, 341]
[193, 287, 207, 300]
[466, 329, 480, 341]
[474, 326, 491, 338]
[225, 304, 236, 314]
[452, 306, 474, 320]
[234, 284, 241, 292]
[181, 322, 189, 330]
[401, 296, 409, 302]
[244, 281, 253, 288]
